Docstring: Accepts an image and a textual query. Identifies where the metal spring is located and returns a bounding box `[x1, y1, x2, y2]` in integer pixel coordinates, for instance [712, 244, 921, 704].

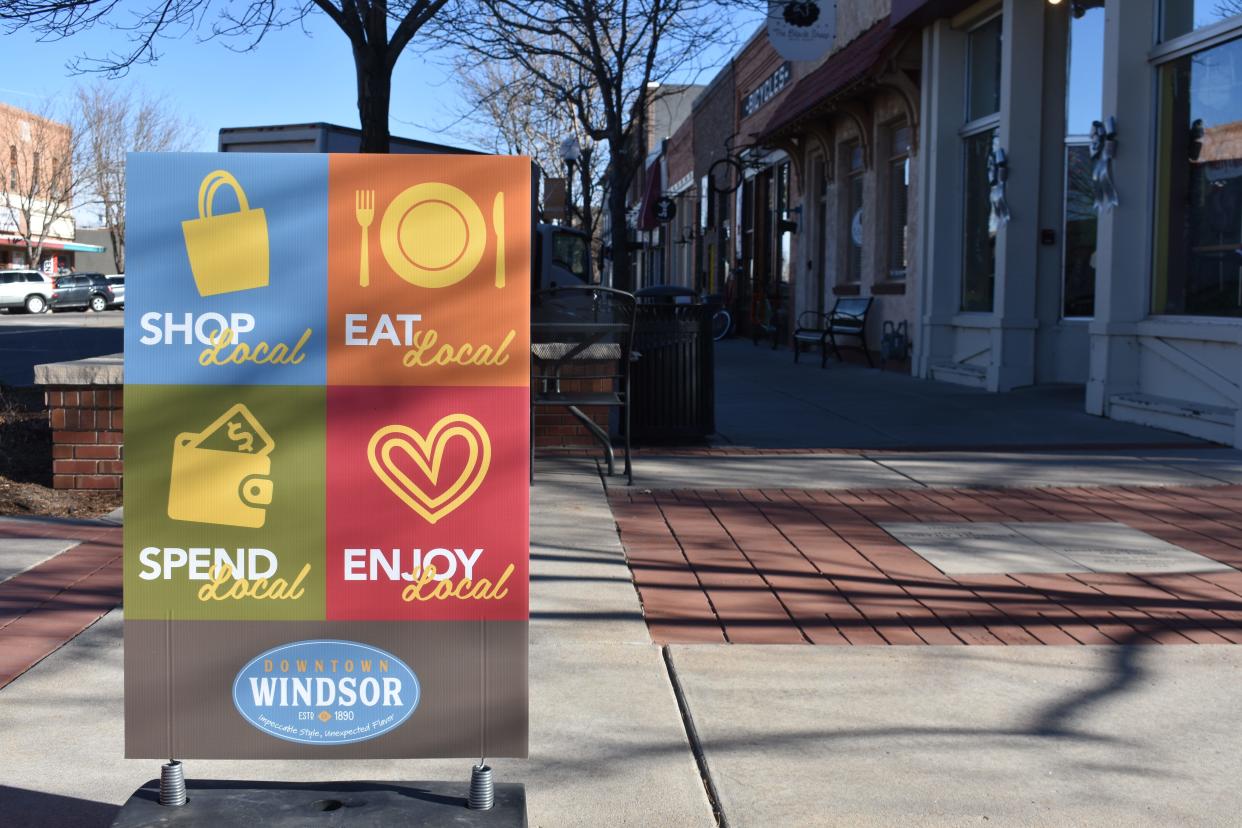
[159, 760, 187, 807]
[467, 763, 494, 810]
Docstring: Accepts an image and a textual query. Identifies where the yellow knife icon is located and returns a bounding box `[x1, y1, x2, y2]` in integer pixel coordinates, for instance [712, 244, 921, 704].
[493, 191, 505, 289]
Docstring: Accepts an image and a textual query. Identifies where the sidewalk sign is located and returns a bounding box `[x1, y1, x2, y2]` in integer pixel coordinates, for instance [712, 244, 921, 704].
[124, 153, 530, 759]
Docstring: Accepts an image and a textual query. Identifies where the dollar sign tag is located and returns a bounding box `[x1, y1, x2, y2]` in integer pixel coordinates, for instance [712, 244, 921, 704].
[227, 421, 255, 452]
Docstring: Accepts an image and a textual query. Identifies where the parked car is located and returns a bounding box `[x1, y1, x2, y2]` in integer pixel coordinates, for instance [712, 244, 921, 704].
[105, 274, 125, 308]
[0, 269, 53, 314]
[49, 273, 115, 313]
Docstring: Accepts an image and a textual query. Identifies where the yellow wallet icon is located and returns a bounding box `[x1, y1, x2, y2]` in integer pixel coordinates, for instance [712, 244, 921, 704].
[181, 170, 270, 297]
[167, 404, 275, 529]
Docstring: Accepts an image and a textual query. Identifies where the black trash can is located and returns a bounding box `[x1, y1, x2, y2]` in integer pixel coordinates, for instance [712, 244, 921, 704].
[629, 296, 715, 444]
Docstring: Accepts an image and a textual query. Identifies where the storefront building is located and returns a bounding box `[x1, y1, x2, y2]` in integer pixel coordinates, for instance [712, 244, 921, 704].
[1, 102, 103, 272]
[759, 3, 922, 363]
[731, 30, 804, 339]
[661, 116, 698, 289]
[692, 63, 737, 297]
[898, 0, 1242, 447]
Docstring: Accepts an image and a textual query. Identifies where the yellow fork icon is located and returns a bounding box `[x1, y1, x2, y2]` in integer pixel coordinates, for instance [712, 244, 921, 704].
[355, 190, 375, 287]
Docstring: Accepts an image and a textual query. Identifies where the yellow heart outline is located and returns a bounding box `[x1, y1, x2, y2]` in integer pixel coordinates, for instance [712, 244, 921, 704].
[366, 414, 492, 524]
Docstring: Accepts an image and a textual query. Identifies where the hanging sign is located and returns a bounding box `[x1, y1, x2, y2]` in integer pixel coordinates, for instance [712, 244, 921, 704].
[767, 1, 837, 62]
[124, 152, 531, 759]
[655, 197, 678, 223]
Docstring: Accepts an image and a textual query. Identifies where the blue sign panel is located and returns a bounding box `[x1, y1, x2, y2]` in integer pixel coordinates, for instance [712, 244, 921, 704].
[232, 639, 420, 745]
[126, 153, 328, 385]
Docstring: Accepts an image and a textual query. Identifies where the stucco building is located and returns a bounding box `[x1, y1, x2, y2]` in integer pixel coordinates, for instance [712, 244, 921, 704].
[897, 0, 1242, 447]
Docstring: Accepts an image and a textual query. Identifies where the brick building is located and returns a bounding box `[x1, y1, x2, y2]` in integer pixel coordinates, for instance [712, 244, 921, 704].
[0, 102, 101, 272]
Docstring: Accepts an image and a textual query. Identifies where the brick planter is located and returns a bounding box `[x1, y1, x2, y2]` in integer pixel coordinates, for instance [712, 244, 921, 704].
[31, 352, 614, 490]
[34, 355, 123, 491]
[532, 360, 615, 449]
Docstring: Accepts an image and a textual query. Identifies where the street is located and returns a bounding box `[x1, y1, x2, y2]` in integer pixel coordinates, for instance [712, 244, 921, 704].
[0, 310, 123, 386]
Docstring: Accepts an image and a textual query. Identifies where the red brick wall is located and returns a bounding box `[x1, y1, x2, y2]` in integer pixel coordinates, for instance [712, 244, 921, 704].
[46, 385, 123, 490]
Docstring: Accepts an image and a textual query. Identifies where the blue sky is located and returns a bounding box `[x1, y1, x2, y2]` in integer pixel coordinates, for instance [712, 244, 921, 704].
[1, 9, 762, 153]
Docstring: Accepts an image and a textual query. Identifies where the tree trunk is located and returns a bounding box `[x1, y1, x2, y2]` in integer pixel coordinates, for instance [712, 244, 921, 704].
[608, 179, 632, 293]
[110, 222, 125, 273]
[354, 47, 392, 154]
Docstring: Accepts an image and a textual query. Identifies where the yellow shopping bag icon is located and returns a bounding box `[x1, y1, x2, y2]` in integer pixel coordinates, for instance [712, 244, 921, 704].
[167, 404, 275, 529]
[181, 170, 270, 297]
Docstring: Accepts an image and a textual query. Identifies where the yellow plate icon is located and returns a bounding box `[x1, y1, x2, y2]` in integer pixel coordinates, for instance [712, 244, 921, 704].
[379, 182, 486, 289]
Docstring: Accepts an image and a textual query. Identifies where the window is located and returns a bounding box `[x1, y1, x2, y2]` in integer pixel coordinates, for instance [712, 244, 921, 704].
[842, 143, 865, 284]
[961, 14, 1002, 312]
[1162, 1, 1242, 41]
[1153, 31, 1242, 317]
[967, 16, 1003, 121]
[7, 145, 15, 189]
[1063, 5, 1103, 318]
[962, 130, 997, 312]
[887, 125, 912, 280]
[31, 152, 40, 191]
[815, 157, 829, 313]
[776, 161, 791, 284]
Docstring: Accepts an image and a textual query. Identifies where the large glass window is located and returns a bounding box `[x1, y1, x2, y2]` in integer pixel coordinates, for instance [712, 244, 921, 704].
[1062, 4, 1103, 318]
[844, 143, 864, 284]
[967, 16, 1003, 121]
[776, 161, 792, 285]
[1154, 34, 1242, 317]
[1063, 145, 1097, 317]
[815, 157, 829, 313]
[962, 130, 997, 312]
[888, 125, 912, 281]
[1162, 1, 1242, 41]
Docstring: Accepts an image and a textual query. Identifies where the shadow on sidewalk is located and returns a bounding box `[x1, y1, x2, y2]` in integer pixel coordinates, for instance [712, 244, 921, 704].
[0, 785, 120, 828]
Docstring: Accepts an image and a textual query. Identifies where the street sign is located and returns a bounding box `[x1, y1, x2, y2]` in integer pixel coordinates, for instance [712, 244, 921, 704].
[124, 153, 530, 759]
[655, 197, 677, 223]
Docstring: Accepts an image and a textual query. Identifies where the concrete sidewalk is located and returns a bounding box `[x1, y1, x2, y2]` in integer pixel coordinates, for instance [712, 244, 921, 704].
[5, 453, 1242, 826]
[624, 447, 1242, 491]
[712, 339, 1210, 450]
[670, 644, 1242, 827]
[0, 459, 713, 828]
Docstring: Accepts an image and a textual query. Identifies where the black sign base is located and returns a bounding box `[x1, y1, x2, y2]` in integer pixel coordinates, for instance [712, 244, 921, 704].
[110, 779, 527, 827]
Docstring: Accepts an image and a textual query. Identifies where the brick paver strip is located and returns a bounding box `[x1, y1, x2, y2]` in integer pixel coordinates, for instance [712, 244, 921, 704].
[609, 485, 1242, 646]
[0, 521, 122, 688]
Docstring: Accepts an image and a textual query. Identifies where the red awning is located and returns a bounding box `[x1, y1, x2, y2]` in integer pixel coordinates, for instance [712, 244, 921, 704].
[891, 0, 979, 29]
[759, 22, 903, 140]
[637, 159, 663, 232]
[0, 235, 106, 254]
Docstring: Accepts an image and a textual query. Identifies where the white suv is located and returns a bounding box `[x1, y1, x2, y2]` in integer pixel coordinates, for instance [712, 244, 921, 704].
[0, 270, 53, 314]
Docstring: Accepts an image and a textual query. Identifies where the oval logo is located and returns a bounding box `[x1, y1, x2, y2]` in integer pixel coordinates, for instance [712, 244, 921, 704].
[232, 640, 420, 745]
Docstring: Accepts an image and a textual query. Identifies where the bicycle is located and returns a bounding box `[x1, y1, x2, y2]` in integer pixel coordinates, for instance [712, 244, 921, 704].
[711, 306, 732, 341]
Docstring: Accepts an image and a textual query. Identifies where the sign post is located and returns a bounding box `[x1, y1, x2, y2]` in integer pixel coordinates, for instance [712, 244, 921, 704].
[121, 153, 530, 817]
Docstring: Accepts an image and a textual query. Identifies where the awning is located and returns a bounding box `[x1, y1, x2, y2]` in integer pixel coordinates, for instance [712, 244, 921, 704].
[637, 159, 663, 232]
[759, 22, 905, 141]
[891, 0, 979, 29]
[0, 235, 106, 254]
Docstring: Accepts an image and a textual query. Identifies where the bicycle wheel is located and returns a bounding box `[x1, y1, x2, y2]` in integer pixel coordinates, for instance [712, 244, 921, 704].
[712, 309, 732, 341]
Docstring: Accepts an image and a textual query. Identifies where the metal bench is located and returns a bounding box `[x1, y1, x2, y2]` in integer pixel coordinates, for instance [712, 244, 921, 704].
[793, 296, 875, 368]
[531, 286, 636, 484]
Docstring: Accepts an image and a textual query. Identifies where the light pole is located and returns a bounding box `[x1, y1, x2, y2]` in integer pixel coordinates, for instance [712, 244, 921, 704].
[559, 135, 581, 228]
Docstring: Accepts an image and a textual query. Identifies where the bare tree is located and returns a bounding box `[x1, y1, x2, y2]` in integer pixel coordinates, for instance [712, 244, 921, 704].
[0, 0, 449, 152]
[450, 52, 605, 246]
[440, 0, 739, 291]
[0, 100, 84, 269]
[75, 82, 199, 273]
